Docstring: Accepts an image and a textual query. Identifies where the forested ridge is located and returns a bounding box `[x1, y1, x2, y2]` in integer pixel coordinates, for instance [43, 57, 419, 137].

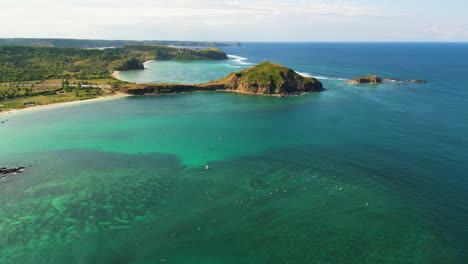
[0, 38, 239, 48]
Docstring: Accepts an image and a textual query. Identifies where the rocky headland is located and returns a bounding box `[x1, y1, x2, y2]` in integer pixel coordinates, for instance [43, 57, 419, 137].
[122, 62, 324, 96]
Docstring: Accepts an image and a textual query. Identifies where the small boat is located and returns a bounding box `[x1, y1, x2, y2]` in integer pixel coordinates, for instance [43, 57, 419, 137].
[205, 165, 210, 170]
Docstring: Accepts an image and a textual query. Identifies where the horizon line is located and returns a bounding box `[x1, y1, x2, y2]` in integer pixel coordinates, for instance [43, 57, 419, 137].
[0, 37, 467, 44]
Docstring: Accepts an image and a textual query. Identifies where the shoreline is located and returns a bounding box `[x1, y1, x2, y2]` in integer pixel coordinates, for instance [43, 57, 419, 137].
[0, 93, 129, 116]
[127, 88, 320, 98]
[143, 60, 155, 68]
[0, 89, 318, 116]
[111, 71, 123, 81]
[111, 59, 155, 82]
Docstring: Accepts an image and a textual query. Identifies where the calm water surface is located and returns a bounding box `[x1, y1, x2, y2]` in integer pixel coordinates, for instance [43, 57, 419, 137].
[0, 43, 467, 263]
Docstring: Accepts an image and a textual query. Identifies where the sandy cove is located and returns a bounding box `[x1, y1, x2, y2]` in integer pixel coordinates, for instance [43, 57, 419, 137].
[111, 60, 154, 82]
[112, 71, 122, 81]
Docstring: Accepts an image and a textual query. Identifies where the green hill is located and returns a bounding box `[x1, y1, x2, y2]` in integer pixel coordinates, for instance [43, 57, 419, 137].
[206, 61, 324, 95]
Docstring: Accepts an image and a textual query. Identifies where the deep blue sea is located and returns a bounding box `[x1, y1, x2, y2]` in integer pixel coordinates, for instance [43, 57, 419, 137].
[1, 43, 467, 263]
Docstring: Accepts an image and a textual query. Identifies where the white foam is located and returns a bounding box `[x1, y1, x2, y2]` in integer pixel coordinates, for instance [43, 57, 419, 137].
[143, 60, 155, 69]
[314, 76, 348, 80]
[296, 71, 313, 78]
[298, 72, 347, 81]
[227, 54, 253, 65]
[313, 76, 333, 80]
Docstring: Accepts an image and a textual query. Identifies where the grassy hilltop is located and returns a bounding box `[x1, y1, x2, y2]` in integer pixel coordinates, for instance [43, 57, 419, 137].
[208, 61, 323, 94]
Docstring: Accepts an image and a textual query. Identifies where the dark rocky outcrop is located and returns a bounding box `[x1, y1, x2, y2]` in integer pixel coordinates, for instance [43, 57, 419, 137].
[0, 167, 26, 178]
[408, 79, 428, 83]
[349, 75, 428, 85]
[348, 75, 382, 84]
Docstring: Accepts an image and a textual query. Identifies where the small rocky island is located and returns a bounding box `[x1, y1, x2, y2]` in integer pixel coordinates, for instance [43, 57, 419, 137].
[122, 62, 324, 96]
[348, 75, 427, 85]
[0, 167, 26, 179]
[348, 75, 382, 84]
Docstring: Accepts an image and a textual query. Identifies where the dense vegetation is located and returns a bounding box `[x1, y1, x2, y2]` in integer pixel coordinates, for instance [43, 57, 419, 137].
[0, 80, 112, 110]
[0, 38, 239, 48]
[123, 45, 228, 60]
[0, 45, 227, 82]
[0, 81, 106, 100]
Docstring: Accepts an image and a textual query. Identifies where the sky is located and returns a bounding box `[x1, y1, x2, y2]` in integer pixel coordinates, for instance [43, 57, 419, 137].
[1, 0, 467, 42]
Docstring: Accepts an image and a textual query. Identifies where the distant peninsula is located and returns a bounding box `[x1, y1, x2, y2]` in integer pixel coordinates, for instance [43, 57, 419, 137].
[0, 38, 241, 48]
[121, 62, 324, 96]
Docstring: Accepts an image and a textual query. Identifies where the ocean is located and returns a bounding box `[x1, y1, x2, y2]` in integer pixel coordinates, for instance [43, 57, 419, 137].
[1, 42, 467, 263]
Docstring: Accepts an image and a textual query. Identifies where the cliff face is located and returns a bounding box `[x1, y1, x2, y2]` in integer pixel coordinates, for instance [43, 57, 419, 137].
[348, 75, 382, 84]
[207, 62, 324, 95]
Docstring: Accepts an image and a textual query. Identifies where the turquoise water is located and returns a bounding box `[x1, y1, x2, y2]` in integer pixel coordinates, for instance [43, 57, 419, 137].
[1, 43, 467, 263]
[117, 55, 252, 84]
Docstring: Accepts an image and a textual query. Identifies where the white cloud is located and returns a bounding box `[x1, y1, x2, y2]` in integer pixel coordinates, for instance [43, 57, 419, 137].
[424, 26, 468, 40]
[0, 0, 466, 41]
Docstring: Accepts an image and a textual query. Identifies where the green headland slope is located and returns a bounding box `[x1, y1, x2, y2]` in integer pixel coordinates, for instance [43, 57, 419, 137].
[122, 62, 324, 96]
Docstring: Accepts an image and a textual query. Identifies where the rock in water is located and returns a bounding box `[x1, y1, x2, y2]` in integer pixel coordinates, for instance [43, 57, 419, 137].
[408, 79, 428, 83]
[0, 167, 26, 177]
[347, 75, 383, 84]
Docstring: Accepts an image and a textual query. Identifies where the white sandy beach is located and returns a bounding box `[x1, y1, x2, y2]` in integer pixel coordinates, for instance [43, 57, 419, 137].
[143, 60, 155, 68]
[111, 60, 153, 82]
[0, 93, 129, 116]
[111, 71, 123, 81]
